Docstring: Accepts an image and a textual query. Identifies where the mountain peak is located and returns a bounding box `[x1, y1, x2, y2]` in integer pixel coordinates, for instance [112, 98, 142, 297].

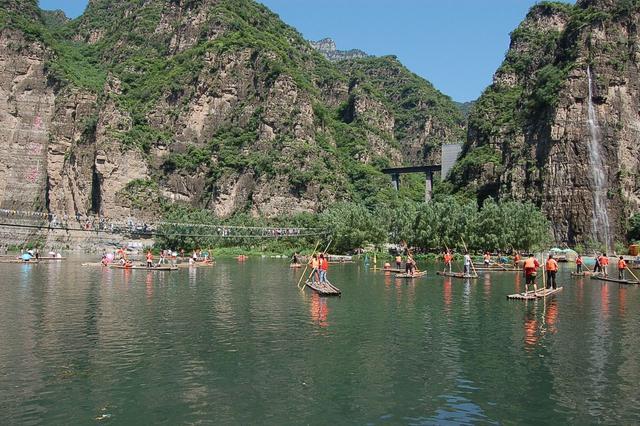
[310, 37, 368, 61]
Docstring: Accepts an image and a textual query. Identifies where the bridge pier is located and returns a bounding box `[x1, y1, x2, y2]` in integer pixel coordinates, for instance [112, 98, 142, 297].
[391, 173, 400, 191]
[425, 172, 433, 202]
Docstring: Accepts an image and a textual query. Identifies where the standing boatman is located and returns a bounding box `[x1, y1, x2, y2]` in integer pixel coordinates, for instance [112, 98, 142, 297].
[443, 250, 453, 273]
[463, 252, 472, 276]
[618, 256, 627, 280]
[576, 254, 583, 274]
[545, 254, 559, 290]
[523, 254, 540, 293]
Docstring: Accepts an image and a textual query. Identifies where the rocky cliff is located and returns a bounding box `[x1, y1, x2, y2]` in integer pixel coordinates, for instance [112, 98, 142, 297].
[0, 0, 463, 225]
[310, 38, 368, 61]
[452, 0, 640, 246]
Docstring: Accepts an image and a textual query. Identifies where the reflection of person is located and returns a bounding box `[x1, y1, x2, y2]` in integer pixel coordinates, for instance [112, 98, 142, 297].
[524, 309, 539, 351]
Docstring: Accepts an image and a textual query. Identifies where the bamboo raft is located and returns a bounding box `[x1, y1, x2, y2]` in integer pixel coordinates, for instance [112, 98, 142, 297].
[0, 259, 39, 264]
[289, 263, 303, 268]
[507, 287, 564, 300]
[474, 267, 520, 272]
[305, 280, 341, 296]
[375, 268, 404, 273]
[590, 275, 639, 285]
[395, 271, 427, 279]
[110, 264, 178, 271]
[176, 262, 214, 268]
[436, 271, 478, 279]
[571, 272, 593, 277]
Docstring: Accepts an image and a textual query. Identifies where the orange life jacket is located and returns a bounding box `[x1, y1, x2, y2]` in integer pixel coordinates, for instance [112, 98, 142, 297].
[618, 259, 627, 269]
[576, 257, 583, 265]
[545, 259, 558, 271]
[524, 258, 536, 269]
[600, 256, 609, 266]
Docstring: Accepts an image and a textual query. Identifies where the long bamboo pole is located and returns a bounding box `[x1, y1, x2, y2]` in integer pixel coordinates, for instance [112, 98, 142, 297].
[297, 240, 321, 289]
[626, 266, 640, 283]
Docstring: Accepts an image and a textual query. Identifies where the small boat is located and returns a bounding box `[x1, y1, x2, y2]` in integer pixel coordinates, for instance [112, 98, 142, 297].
[237, 255, 248, 261]
[436, 271, 478, 279]
[590, 275, 639, 285]
[305, 280, 341, 296]
[0, 259, 39, 264]
[395, 271, 427, 278]
[507, 287, 563, 300]
[289, 263, 303, 268]
[110, 264, 178, 271]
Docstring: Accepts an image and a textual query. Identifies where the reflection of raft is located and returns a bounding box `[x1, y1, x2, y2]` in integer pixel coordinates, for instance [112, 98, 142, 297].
[395, 271, 427, 278]
[110, 264, 178, 271]
[590, 275, 639, 285]
[436, 271, 478, 279]
[305, 280, 341, 296]
[507, 287, 563, 300]
[571, 272, 592, 277]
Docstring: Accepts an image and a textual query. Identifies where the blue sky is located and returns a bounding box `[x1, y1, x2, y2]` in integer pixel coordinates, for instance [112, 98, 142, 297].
[39, 0, 575, 102]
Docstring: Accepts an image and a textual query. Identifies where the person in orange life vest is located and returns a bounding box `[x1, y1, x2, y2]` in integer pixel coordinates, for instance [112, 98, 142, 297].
[319, 253, 329, 283]
[513, 252, 521, 268]
[309, 254, 320, 283]
[483, 252, 491, 266]
[576, 254, 583, 273]
[523, 255, 540, 293]
[146, 250, 153, 268]
[443, 251, 453, 273]
[545, 254, 559, 289]
[618, 256, 627, 280]
[395, 255, 402, 269]
[599, 253, 609, 277]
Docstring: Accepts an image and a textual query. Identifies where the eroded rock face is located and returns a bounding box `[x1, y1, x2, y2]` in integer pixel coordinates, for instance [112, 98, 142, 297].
[457, 1, 640, 245]
[0, 0, 465, 230]
[0, 29, 53, 212]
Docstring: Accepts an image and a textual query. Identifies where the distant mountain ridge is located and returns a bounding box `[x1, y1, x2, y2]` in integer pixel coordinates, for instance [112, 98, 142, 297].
[310, 37, 368, 61]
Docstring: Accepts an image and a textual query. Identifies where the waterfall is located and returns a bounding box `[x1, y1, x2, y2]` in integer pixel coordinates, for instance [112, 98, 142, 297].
[586, 66, 611, 251]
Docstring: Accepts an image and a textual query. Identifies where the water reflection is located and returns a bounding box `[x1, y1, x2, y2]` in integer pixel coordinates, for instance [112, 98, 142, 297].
[146, 272, 153, 299]
[443, 278, 452, 314]
[309, 293, 329, 327]
[524, 307, 539, 351]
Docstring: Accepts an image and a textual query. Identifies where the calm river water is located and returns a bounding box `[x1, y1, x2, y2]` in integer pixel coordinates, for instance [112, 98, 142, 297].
[1, 259, 639, 424]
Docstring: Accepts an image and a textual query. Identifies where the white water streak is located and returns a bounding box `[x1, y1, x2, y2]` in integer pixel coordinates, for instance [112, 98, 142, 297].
[586, 66, 611, 250]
